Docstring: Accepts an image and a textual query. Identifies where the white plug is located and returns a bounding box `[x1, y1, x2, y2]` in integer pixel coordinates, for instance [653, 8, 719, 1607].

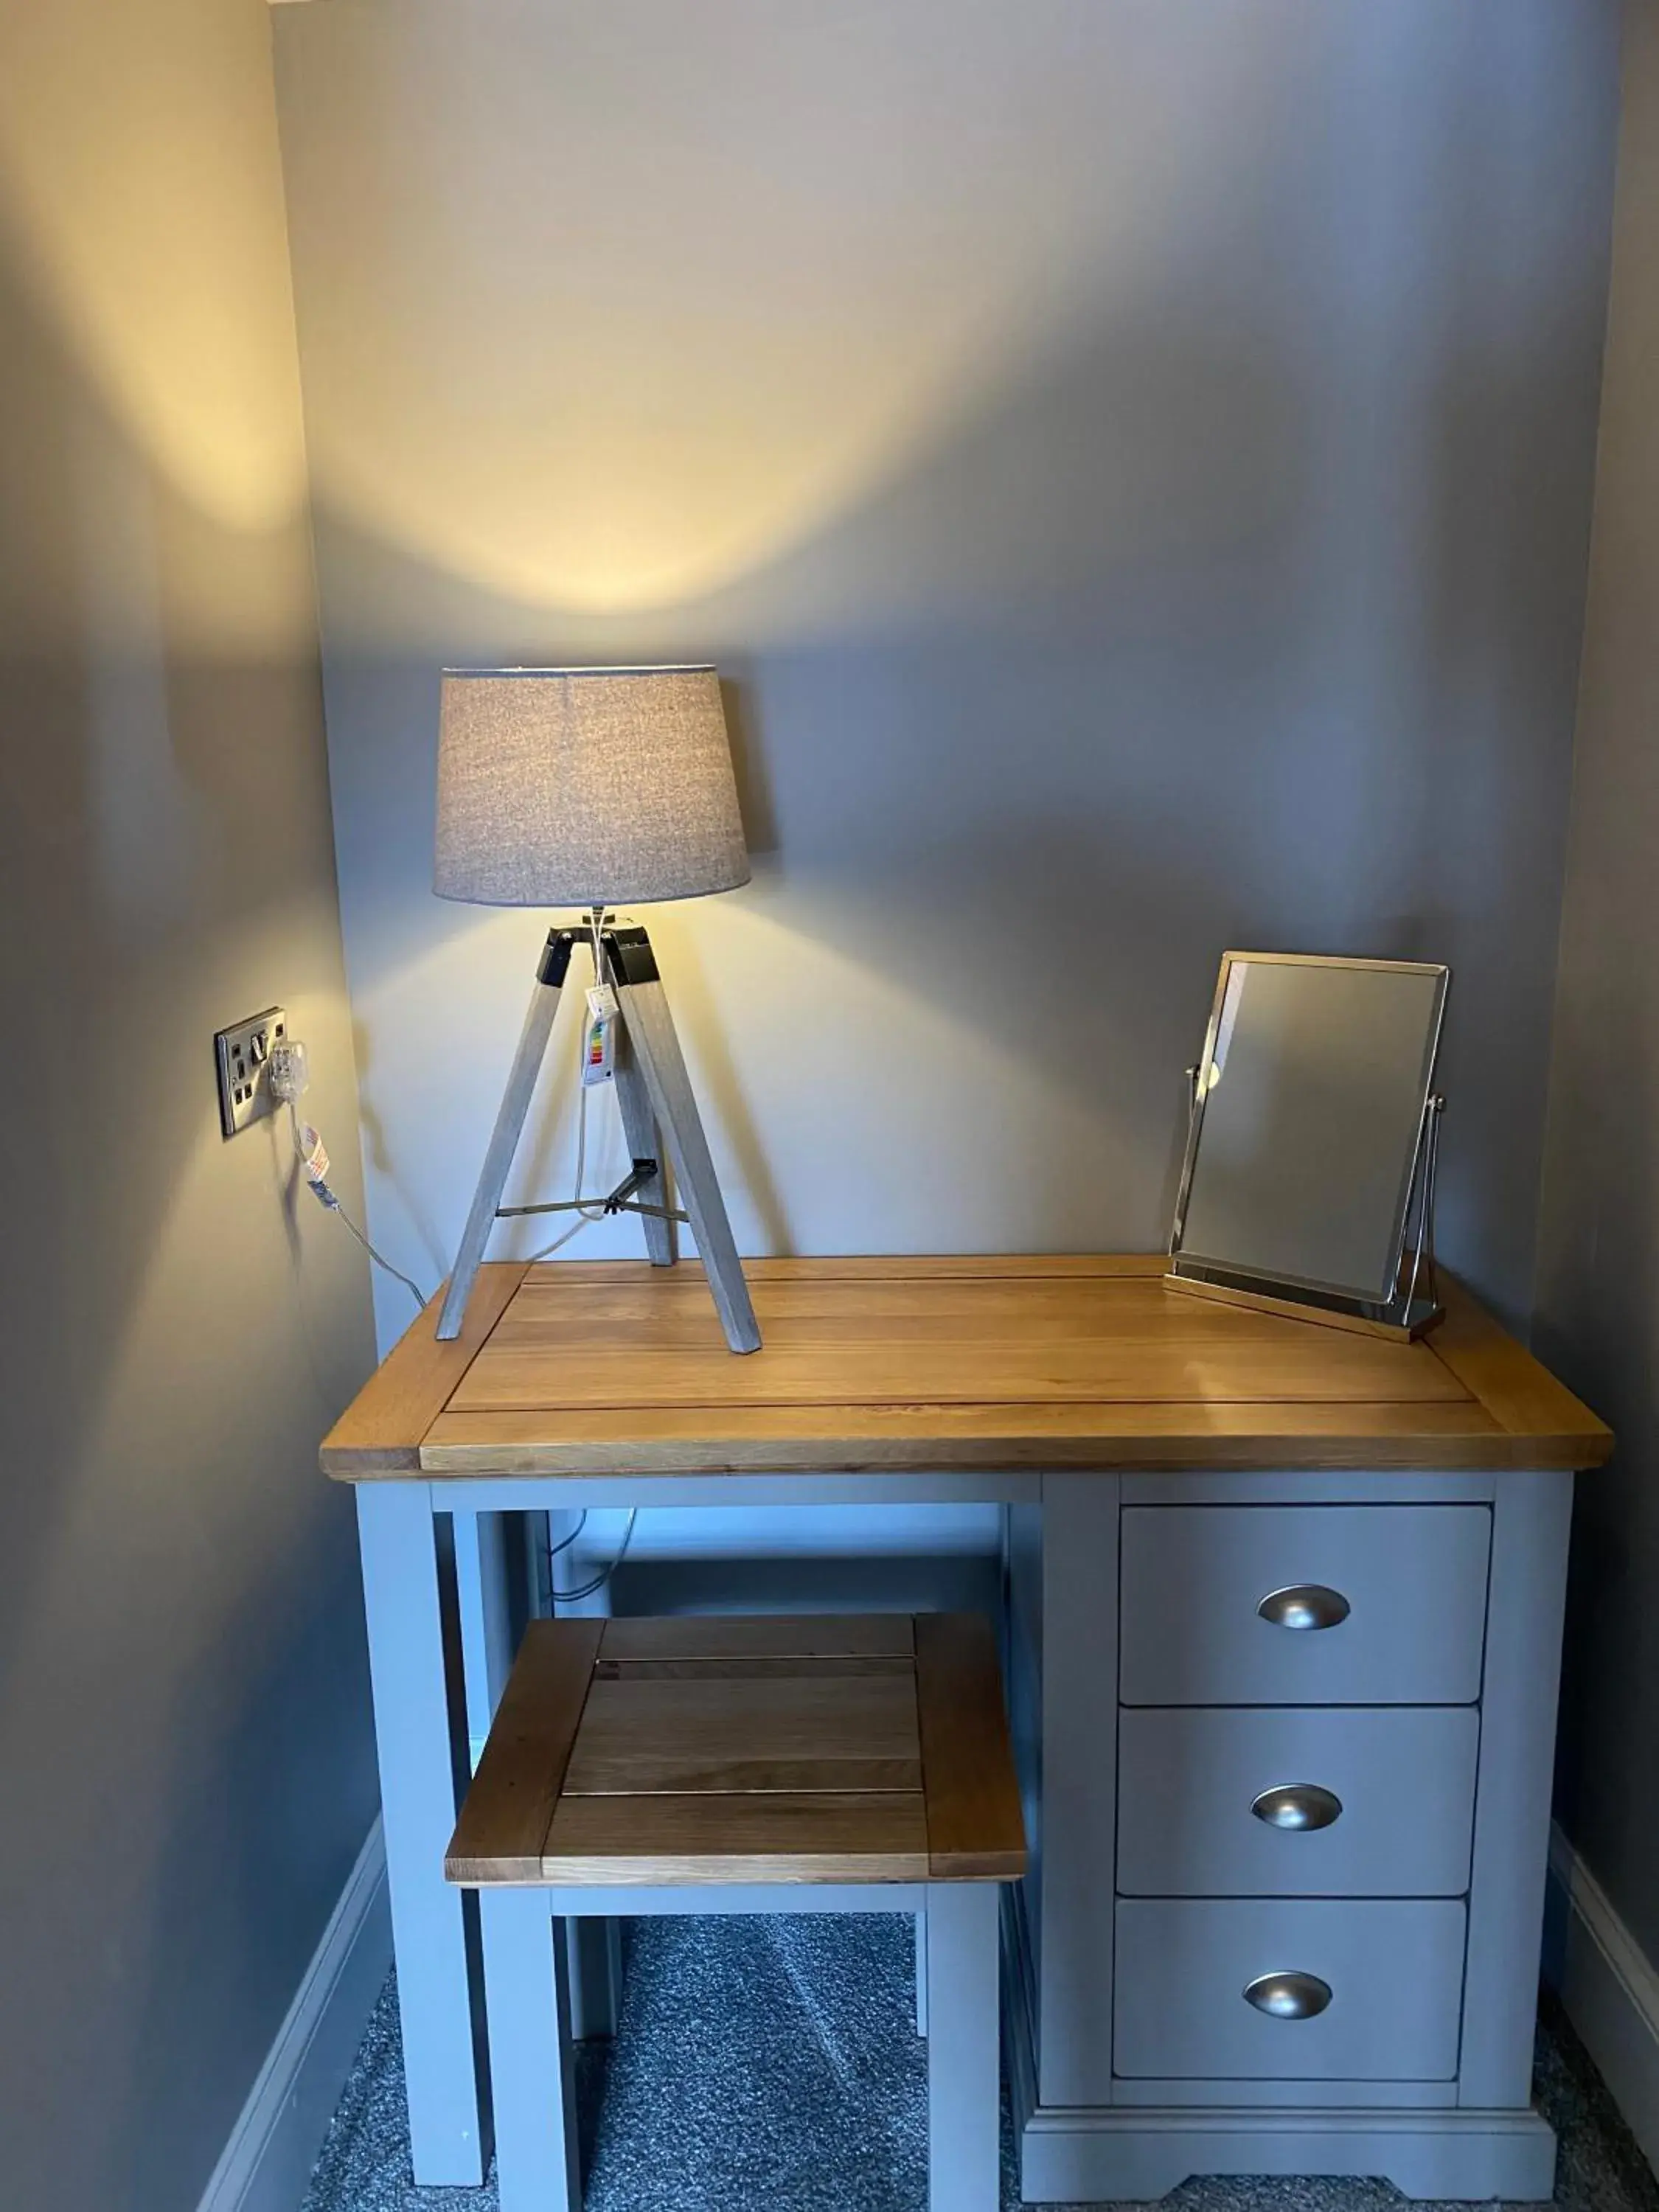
[268, 1035, 310, 1105]
[266, 1034, 331, 1190]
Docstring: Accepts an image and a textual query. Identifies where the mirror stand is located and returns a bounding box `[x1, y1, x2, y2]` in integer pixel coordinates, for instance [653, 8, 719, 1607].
[1166, 1091, 1446, 1342]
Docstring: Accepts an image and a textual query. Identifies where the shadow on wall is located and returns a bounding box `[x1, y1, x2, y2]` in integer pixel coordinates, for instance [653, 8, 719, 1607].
[1530, 0, 1659, 1968]
[0, 125, 380, 2212]
[1536, 945, 1659, 1967]
[283, 0, 1617, 1335]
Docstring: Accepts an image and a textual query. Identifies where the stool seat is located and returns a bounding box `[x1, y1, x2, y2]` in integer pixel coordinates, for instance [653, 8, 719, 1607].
[447, 1611, 1027, 1888]
[446, 1612, 1025, 2212]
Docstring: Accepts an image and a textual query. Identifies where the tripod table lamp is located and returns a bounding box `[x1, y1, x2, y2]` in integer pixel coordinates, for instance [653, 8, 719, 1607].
[433, 664, 760, 1353]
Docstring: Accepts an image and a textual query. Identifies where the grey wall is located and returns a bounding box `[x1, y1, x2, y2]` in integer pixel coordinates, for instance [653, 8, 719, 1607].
[1536, 0, 1659, 1980]
[0, 3, 380, 2205]
[272, 0, 1619, 1357]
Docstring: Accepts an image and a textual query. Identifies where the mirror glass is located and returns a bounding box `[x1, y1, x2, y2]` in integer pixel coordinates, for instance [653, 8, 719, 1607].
[1172, 955, 1447, 1305]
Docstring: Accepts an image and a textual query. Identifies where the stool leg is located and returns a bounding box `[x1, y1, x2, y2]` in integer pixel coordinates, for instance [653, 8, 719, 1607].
[925, 1885, 1001, 2212]
[554, 1551, 618, 2042]
[478, 1890, 580, 2212]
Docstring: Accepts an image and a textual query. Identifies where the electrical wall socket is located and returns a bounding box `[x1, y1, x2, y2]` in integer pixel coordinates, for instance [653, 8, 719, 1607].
[215, 1006, 288, 1138]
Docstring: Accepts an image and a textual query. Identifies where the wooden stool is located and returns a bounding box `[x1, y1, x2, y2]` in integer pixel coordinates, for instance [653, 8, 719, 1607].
[445, 1612, 1027, 2212]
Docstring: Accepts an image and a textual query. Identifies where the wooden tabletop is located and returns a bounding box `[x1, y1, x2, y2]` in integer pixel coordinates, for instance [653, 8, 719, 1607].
[320, 1255, 1611, 1479]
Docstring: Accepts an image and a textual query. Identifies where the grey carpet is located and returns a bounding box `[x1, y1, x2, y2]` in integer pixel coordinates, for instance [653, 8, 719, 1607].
[302, 1916, 1658, 2212]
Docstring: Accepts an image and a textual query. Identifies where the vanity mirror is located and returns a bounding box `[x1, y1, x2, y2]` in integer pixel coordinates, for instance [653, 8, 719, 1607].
[1167, 951, 1449, 1337]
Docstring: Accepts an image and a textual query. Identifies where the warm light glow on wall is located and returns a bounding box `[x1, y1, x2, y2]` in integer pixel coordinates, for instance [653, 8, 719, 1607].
[0, 0, 310, 533]
[310, 252, 1114, 615]
[275, 3, 1272, 617]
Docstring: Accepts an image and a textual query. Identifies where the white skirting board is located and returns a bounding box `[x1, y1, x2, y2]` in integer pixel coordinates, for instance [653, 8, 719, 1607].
[194, 1819, 392, 2212]
[1545, 1822, 1659, 2177]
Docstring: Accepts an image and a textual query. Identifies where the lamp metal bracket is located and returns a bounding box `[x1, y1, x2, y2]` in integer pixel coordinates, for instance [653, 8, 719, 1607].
[495, 1157, 692, 1228]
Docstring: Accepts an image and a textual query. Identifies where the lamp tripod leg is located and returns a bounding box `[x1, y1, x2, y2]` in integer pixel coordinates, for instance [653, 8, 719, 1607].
[605, 927, 761, 1354]
[436, 932, 574, 1341]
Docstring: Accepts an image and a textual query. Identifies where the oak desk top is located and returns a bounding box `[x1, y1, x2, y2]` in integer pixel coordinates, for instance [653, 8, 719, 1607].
[320, 1254, 1611, 1481]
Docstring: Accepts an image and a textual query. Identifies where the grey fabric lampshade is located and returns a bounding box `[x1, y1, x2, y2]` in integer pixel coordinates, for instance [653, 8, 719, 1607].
[434, 665, 751, 907]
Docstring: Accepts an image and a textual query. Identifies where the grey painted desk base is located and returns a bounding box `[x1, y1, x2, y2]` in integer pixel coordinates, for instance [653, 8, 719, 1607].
[352, 1464, 1572, 2202]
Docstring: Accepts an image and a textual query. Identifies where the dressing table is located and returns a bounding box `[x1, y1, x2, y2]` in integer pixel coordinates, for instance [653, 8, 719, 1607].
[321, 1253, 1610, 2202]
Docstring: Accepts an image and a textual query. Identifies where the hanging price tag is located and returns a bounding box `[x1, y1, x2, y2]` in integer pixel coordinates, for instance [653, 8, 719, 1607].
[295, 1120, 330, 1185]
[582, 984, 619, 1087]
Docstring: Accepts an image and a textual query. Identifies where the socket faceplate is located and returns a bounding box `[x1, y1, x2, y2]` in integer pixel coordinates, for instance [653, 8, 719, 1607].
[215, 1006, 288, 1137]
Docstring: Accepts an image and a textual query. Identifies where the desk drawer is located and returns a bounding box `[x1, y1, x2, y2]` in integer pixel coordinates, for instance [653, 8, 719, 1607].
[1114, 1898, 1467, 2080]
[1119, 1505, 1489, 1705]
[1117, 1706, 1478, 1896]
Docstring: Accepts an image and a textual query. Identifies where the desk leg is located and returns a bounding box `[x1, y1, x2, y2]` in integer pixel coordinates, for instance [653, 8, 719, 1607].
[1458, 1467, 1573, 2110]
[1037, 1473, 1120, 2107]
[453, 1509, 519, 1771]
[357, 1484, 487, 2185]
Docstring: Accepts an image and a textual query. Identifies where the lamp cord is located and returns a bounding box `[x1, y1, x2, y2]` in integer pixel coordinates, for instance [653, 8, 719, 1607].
[288, 1102, 429, 1315]
[524, 1082, 616, 1259]
[547, 1506, 639, 1607]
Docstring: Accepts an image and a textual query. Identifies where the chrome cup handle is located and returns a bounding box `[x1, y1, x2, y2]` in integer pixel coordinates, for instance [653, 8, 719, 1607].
[1251, 1783, 1343, 1832]
[1243, 1971, 1332, 2020]
[1256, 1582, 1350, 1631]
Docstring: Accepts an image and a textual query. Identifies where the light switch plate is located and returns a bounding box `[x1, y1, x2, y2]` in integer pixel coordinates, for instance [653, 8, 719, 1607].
[215, 1006, 289, 1138]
